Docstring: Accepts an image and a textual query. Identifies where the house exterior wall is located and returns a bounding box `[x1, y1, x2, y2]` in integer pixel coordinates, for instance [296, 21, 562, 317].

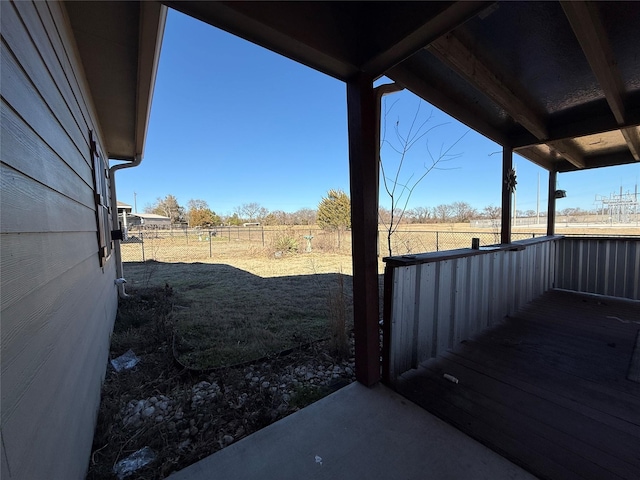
[1, 1, 118, 479]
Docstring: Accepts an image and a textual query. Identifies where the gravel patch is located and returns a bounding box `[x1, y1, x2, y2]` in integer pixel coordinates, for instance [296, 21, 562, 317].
[88, 332, 355, 480]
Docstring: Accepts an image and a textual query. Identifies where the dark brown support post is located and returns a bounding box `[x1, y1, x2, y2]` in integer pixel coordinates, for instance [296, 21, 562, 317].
[347, 73, 380, 386]
[547, 169, 557, 235]
[501, 147, 513, 244]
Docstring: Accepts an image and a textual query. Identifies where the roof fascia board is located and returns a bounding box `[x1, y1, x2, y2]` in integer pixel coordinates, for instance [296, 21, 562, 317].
[162, 1, 357, 80]
[135, 2, 167, 159]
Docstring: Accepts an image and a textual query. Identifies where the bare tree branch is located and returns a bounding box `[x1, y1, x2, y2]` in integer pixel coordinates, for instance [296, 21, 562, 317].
[380, 99, 469, 256]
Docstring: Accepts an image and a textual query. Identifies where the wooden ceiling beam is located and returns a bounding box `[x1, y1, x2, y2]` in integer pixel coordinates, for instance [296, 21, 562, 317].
[547, 149, 638, 172]
[515, 147, 555, 174]
[427, 31, 603, 170]
[547, 140, 586, 169]
[621, 127, 640, 161]
[387, 60, 511, 147]
[561, 1, 639, 161]
[362, 1, 492, 77]
[428, 32, 549, 140]
[561, 1, 625, 122]
[511, 105, 640, 149]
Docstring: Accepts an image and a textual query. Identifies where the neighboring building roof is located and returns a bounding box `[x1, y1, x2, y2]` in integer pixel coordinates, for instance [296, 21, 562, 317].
[117, 201, 133, 210]
[132, 213, 171, 221]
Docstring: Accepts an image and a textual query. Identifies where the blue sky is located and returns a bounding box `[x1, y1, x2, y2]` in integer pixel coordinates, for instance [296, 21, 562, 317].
[114, 8, 640, 217]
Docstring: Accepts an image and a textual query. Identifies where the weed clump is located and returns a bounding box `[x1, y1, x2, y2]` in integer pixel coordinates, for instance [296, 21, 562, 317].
[290, 384, 329, 409]
[270, 230, 299, 256]
[112, 285, 175, 354]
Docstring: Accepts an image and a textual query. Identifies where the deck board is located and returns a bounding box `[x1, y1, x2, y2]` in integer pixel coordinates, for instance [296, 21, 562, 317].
[397, 290, 640, 480]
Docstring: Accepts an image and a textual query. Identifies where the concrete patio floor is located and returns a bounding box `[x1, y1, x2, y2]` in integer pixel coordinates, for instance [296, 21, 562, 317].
[167, 382, 535, 480]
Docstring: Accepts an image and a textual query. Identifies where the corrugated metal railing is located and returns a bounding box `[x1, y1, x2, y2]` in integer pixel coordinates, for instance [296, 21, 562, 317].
[556, 237, 640, 300]
[382, 236, 559, 384]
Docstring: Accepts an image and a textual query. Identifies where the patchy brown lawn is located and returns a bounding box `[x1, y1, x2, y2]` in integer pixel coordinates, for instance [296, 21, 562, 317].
[88, 252, 358, 479]
[87, 285, 356, 480]
[122, 253, 355, 369]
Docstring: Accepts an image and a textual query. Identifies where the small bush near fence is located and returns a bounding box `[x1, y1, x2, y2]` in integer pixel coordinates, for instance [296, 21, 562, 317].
[121, 226, 540, 263]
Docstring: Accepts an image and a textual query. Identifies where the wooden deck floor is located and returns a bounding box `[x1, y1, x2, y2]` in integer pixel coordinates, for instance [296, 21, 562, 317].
[396, 290, 640, 480]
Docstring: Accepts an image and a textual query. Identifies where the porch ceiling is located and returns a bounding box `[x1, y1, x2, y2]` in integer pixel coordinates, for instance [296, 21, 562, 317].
[163, 0, 640, 172]
[65, 1, 640, 171]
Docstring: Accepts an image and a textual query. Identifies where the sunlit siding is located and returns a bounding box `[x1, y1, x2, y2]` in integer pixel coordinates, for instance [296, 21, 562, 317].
[1, 1, 117, 479]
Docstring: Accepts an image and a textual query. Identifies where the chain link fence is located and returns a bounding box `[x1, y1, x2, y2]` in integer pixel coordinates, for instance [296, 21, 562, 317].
[120, 226, 538, 262]
[120, 226, 353, 262]
[383, 230, 536, 256]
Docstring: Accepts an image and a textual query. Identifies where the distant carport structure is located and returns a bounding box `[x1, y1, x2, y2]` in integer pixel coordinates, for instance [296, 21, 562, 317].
[73, 0, 640, 386]
[129, 213, 171, 228]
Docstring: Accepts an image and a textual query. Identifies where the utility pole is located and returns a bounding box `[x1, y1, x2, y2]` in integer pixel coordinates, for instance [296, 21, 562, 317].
[620, 186, 623, 222]
[512, 163, 517, 228]
[536, 173, 540, 225]
[134, 192, 138, 213]
[633, 183, 638, 225]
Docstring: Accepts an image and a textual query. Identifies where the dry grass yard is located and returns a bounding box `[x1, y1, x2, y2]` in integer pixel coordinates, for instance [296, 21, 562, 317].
[123, 254, 355, 369]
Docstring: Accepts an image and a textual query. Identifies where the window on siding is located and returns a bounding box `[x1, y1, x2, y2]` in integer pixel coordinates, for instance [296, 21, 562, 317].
[90, 131, 112, 266]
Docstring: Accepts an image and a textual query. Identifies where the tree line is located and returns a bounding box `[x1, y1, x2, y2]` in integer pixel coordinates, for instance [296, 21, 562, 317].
[144, 195, 317, 228]
[380, 204, 596, 224]
[144, 193, 595, 229]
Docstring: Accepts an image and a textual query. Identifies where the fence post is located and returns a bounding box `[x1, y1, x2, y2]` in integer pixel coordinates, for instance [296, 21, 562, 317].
[262, 226, 265, 247]
[141, 231, 145, 262]
[209, 231, 212, 257]
[436, 231, 439, 252]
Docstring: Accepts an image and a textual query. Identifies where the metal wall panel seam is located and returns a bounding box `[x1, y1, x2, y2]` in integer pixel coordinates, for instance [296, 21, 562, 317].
[411, 264, 422, 369]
